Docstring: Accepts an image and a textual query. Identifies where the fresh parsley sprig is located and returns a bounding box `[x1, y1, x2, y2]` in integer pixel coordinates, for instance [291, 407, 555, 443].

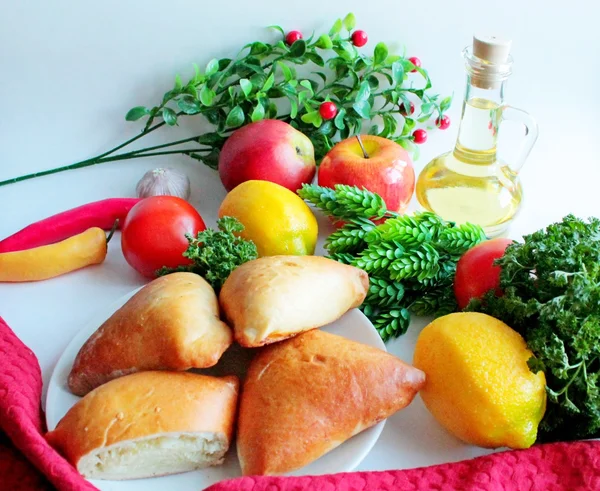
[299, 183, 486, 341]
[158, 216, 257, 292]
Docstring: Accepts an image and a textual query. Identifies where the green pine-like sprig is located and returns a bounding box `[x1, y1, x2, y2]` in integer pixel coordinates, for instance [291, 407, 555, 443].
[352, 240, 405, 274]
[439, 222, 488, 255]
[298, 184, 388, 220]
[370, 307, 411, 341]
[325, 217, 376, 254]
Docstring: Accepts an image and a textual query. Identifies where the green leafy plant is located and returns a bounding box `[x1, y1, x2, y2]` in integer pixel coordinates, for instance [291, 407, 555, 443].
[157, 216, 257, 291]
[467, 215, 600, 442]
[298, 183, 486, 341]
[0, 13, 450, 187]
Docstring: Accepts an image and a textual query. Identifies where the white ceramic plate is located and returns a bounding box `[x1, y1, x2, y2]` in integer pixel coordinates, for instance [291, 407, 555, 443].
[46, 288, 388, 491]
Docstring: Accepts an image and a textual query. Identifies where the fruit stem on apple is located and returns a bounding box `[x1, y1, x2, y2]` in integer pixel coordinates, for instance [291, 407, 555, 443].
[356, 135, 369, 159]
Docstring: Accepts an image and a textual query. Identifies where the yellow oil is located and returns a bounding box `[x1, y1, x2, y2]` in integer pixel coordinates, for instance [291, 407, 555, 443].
[416, 98, 522, 237]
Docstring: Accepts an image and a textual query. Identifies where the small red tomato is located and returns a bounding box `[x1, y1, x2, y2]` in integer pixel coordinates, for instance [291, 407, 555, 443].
[285, 30, 303, 46]
[409, 56, 421, 72]
[319, 101, 337, 120]
[351, 30, 368, 47]
[400, 101, 415, 116]
[412, 129, 427, 144]
[436, 115, 451, 130]
[454, 238, 513, 309]
[121, 196, 206, 278]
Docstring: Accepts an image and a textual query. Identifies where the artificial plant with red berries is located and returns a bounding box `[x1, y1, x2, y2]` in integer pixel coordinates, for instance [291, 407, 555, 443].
[0, 13, 452, 188]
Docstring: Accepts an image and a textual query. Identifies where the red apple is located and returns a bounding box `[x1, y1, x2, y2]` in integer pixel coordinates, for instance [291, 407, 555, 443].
[318, 135, 415, 213]
[218, 120, 316, 192]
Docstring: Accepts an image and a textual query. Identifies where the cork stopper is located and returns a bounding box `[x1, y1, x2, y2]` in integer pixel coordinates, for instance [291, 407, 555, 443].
[466, 35, 513, 89]
[473, 35, 512, 64]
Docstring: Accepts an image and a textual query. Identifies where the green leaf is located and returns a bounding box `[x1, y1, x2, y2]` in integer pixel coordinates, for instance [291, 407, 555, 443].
[277, 62, 293, 82]
[249, 42, 269, 56]
[367, 74, 379, 90]
[205, 58, 219, 77]
[306, 52, 325, 67]
[316, 33, 333, 49]
[337, 41, 356, 60]
[301, 110, 323, 128]
[374, 42, 388, 65]
[268, 25, 285, 36]
[289, 40, 307, 57]
[300, 79, 314, 95]
[218, 58, 233, 70]
[196, 132, 226, 146]
[290, 99, 298, 119]
[262, 73, 275, 92]
[343, 13, 356, 31]
[440, 95, 453, 112]
[184, 85, 198, 97]
[392, 61, 405, 84]
[174, 74, 183, 90]
[314, 71, 327, 83]
[334, 107, 346, 130]
[329, 18, 343, 36]
[199, 85, 216, 106]
[162, 107, 177, 126]
[402, 117, 416, 135]
[355, 81, 371, 103]
[125, 106, 149, 121]
[225, 106, 245, 127]
[251, 103, 266, 122]
[352, 101, 371, 119]
[177, 95, 201, 115]
[239, 78, 252, 97]
[192, 63, 201, 82]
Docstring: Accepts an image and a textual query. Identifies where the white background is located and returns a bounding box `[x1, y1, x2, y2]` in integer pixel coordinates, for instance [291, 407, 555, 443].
[1, 0, 599, 478]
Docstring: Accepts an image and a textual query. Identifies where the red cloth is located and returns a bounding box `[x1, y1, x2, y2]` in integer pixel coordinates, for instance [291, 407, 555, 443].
[1, 315, 599, 491]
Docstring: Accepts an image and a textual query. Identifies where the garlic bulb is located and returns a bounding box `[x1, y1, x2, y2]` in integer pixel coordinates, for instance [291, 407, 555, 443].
[136, 168, 191, 200]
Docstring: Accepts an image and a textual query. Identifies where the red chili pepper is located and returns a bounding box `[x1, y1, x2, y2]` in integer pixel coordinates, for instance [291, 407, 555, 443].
[0, 198, 141, 253]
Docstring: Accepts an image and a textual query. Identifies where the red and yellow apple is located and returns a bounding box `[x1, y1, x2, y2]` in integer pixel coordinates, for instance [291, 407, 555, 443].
[218, 120, 316, 192]
[318, 135, 415, 213]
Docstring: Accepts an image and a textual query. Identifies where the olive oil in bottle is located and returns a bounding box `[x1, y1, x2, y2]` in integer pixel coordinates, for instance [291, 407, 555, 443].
[416, 36, 538, 237]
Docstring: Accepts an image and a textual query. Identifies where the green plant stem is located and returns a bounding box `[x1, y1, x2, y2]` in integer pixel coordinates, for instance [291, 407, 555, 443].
[0, 145, 208, 187]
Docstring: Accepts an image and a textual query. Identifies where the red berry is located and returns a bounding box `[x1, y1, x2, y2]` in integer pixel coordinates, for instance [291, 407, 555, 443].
[436, 115, 451, 130]
[285, 30, 303, 46]
[412, 129, 427, 144]
[319, 102, 337, 120]
[351, 30, 368, 47]
[399, 101, 415, 116]
[409, 56, 421, 72]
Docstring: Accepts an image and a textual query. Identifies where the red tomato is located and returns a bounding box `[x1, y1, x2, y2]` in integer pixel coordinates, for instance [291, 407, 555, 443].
[454, 238, 513, 309]
[121, 196, 206, 278]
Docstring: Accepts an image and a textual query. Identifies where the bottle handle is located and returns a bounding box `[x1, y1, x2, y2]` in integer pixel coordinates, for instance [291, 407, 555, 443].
[499, 105, 539, 173]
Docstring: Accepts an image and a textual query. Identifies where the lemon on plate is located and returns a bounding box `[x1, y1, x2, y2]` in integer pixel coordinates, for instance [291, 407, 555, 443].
[218, 180, 318, 257]
[413, 312, 546, 449]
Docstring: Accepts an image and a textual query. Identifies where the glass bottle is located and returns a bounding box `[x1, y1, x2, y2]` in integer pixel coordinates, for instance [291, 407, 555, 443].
[416, 35, 538, 237]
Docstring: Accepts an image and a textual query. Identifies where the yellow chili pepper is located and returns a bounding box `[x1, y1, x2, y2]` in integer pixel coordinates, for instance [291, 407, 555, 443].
[0, 227, 107, 282]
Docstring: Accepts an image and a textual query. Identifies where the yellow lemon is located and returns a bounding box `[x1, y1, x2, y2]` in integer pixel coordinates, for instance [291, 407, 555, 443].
[413, 312, 546, 449]
[218, 180, 318, 257]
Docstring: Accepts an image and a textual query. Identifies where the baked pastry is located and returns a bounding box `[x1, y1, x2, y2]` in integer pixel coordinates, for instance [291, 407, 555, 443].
[237, 329, 425, 475]
[47, 371, 239, 480]
[68, 272, 232, 396]
[219, 255, 369, 347]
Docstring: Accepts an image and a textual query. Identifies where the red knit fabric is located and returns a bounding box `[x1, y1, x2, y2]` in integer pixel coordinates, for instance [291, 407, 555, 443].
[0, 315, 598, 491]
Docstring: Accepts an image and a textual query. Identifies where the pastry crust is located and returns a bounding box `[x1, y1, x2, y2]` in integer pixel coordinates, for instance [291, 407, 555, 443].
[219, 256, 369, 347]
[68, 272, 233, 396]
[237, 329, 426, 475]
[47, 371, 239, 480]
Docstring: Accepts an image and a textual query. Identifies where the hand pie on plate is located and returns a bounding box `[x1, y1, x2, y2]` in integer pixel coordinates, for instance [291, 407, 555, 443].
[219, 255, 369, 347]
[237, 329, 425, 475]
[68, 272, 233, 396]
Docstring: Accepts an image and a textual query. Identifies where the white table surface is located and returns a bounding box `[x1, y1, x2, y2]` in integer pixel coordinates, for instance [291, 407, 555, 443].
[1, 0, 600, 477]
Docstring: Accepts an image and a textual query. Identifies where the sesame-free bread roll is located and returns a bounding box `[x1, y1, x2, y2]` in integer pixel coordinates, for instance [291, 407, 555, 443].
[237, 329, 425, 475]
[47, 371, 239, 480]
[68, 272, 232, 396]
[219, 256, 369, 347]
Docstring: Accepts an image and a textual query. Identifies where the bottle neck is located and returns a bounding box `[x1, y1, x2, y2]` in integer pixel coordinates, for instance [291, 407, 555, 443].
[453, 74, 508, 165]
